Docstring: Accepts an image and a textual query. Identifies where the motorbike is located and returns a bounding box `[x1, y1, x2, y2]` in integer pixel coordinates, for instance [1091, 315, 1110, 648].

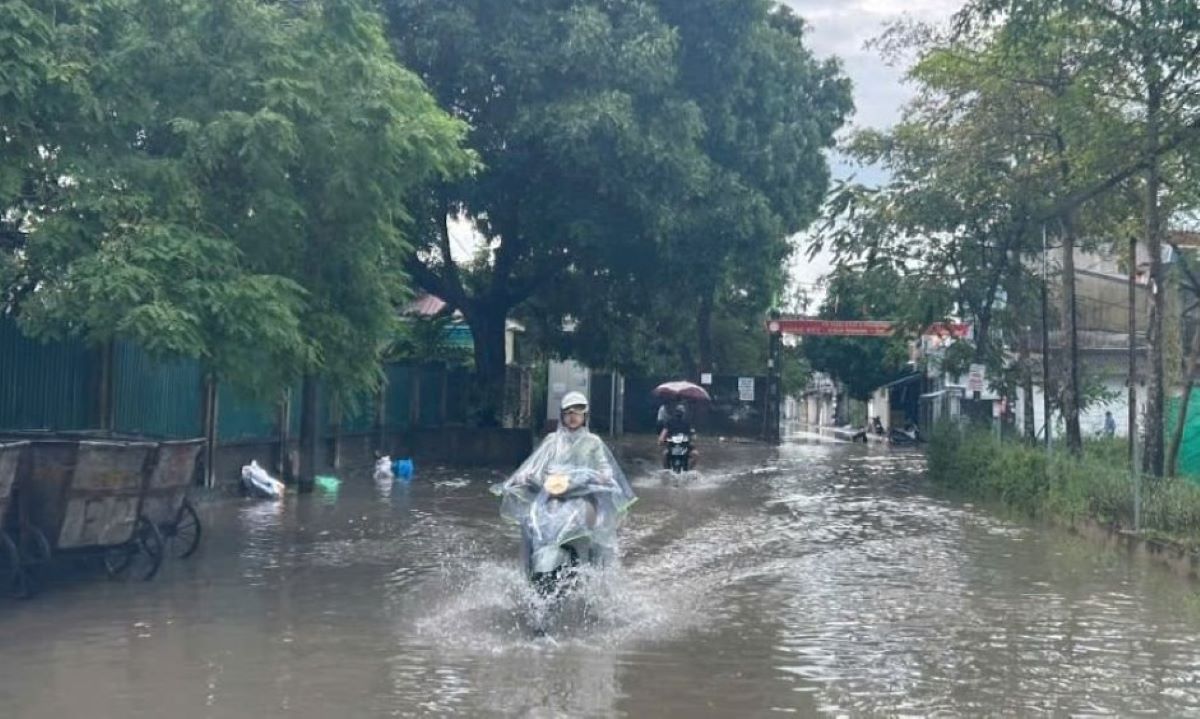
[665, 433, 692, 473]
[497, 466, 624, 597]
[889, 425, 922, 446]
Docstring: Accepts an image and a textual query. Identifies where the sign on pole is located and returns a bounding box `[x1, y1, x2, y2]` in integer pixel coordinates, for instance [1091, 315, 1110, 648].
[738, 377, 755, 402]
[968, 364, 986, 394]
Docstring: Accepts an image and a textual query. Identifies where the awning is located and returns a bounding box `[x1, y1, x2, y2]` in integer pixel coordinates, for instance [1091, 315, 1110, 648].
[877, 373, 923, 392]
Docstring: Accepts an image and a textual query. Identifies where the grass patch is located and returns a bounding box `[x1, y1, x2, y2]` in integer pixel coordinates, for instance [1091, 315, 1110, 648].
[927, 427, 1200, 550]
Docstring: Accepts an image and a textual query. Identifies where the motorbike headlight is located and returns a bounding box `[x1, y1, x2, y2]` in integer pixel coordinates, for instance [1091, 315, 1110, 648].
[544, 473, 570, 496]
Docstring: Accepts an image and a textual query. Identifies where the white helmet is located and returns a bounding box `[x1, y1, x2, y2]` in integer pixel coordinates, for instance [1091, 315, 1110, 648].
[560, 391, 589, 412]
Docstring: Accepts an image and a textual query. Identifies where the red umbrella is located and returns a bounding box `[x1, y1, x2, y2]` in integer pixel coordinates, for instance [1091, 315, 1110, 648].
[652, 381, 712, 402]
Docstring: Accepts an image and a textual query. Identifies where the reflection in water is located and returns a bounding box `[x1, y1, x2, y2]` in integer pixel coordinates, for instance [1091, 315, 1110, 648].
[1, 440, 1198, 717]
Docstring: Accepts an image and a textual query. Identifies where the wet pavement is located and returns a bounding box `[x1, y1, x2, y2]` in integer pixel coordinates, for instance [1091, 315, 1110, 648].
[2, 432, 1199, 717]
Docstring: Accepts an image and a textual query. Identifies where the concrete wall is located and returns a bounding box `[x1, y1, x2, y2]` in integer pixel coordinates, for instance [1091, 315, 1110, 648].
[1014, 380, 1148, 439]
[799, 393, 837, 428]
[869, 388, 890, 431]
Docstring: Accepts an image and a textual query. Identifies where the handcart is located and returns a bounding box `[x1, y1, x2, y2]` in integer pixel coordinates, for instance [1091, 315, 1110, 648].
[0, 441, 33, 597]
[140, 439, 206, 559]
[15, 439, 164, 586]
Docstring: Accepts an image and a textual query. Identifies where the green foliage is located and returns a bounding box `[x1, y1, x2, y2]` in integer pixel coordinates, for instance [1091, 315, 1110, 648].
[801, 265, 923, 400]
[2, 0, 470, 397]
[779, 347, 812, 397]
[653, 0, 853, 350]
[385, 0, 850, 388]
[389, 315, 472, 368]
[929, 427, 1200, 547]
[817, 9, 1141, 384]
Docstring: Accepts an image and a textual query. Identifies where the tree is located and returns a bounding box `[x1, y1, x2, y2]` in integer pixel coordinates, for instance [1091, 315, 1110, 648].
[2, 0, 470, 486]
[819, 14, 1136, 453]
[961, 0, 1200, 473]
[385, 0, 703, 422]
[801, 266, 927, 401]
[385, 1, 850, 418]
[653, 0, 852, 373]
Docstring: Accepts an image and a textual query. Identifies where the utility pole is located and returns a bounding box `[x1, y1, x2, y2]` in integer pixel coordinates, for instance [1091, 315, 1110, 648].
[1129, 235, 1141, 529]
[767, 310, 783, 444]
[1128, 235, 1138, 465]
[1041, 225, 1053, 452]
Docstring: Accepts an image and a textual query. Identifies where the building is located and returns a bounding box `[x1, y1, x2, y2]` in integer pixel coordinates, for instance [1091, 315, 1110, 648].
[402, 293, 525, 366]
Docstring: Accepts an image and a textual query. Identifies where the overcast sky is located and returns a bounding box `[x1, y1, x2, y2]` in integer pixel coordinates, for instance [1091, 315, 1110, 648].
[780, 0, 963, 302]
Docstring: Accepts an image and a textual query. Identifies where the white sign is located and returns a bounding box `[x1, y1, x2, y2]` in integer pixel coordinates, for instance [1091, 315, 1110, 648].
[967, 364, 986, 394]
[738, 377, 756, 402]
[700, 373, 713, 386]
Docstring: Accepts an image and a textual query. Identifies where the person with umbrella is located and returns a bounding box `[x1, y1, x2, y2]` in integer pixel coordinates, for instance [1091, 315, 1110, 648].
[656, 402, 670, 433]
[658, 403, 698, 469]
[653, 382, 709, 470]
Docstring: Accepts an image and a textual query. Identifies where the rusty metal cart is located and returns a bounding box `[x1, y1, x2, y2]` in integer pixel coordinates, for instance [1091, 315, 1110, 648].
[140, 439, 206, 559]
[0, 441, 32, 597]
[15, 439, 165, 584]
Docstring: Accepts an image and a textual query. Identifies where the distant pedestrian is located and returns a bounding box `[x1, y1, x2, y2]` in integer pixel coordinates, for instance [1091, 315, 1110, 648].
[1103, 411, 1116, 438]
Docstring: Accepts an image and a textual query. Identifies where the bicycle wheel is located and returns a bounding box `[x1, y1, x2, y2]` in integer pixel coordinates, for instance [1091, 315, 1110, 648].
[0, 532, 21, 598]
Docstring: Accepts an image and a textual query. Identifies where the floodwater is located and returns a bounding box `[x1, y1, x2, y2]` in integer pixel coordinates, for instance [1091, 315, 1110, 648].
[2, 433, 1200, 718]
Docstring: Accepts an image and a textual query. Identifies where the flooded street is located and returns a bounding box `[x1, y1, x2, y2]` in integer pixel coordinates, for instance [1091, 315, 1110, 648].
[3, 434, 1199, 718]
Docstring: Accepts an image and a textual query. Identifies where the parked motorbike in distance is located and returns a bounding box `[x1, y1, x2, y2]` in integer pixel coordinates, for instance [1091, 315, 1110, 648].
[889, 423, 923, 446]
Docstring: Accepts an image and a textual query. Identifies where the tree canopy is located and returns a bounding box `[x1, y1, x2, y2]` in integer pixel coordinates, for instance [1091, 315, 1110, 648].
[2, 0, 470, 397]
[384, 0, 850, 412]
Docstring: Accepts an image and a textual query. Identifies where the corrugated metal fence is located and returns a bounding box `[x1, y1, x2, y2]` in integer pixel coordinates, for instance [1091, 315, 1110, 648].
[0, 320, 93, 432]
[0, 318, 469, 442]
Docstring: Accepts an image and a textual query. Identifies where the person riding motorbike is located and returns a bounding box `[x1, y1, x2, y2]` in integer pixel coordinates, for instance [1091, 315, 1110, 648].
[498, 391, 636, 572]
[658, 404, 697, 469]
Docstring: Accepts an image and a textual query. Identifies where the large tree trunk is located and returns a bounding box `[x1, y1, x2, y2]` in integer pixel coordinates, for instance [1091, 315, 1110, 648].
[298, 373, 320, 494]
[1060, 220, 1083, 455]
[1143, 88, 1166, 477]
[974, 309, 992, 363]
[697, 290, 714, 375]
[465, 304, 508, 427]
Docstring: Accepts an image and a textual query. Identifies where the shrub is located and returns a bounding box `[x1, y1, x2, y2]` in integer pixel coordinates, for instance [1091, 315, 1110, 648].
[927, 426, 1200, 546]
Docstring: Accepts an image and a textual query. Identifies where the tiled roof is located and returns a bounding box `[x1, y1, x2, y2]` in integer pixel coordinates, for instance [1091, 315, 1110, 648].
[403, 294, 448, 317]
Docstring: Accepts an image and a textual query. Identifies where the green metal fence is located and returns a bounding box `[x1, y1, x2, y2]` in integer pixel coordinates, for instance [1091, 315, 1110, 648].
[0, 318, 93, 432]
[385, 364, 412, 430]
[217, 382, 279, 442]
[1, 320, 464, 443]
[113, 341, 203, 438]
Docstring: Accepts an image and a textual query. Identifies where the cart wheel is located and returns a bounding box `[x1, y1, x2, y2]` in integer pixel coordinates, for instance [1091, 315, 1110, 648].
[1, 532, 22, 598]
[15, 526, 51, 598]
[19, 525, 52, 569]
[104, 517, 164, 581]
[166, 499, 202, 559]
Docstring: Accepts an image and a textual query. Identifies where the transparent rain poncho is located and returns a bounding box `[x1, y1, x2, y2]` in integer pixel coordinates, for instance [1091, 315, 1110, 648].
[494, 426, 636, 551]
